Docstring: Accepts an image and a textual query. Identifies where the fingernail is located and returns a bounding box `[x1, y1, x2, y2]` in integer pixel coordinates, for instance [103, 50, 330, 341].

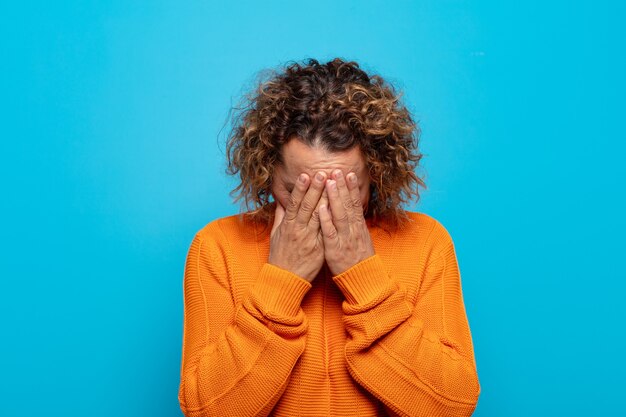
[298, 174, 307, 183]
[348, 173, 357, 183]
[315, 172, 325, 182]
[334, 169, 343, 179]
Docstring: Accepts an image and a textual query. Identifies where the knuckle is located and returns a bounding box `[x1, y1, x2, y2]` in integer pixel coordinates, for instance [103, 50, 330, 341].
[325, 228, 338, 240]
[300, 198, 315, 213]
[287, 195, 299, 210]
[336, 211, 350, 223]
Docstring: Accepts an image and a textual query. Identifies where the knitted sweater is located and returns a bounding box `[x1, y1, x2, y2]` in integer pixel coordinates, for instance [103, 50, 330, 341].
[178, 210, 480, 417]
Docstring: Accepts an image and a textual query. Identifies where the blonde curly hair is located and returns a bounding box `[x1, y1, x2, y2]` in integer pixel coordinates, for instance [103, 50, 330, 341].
[225, 57, 426, 230]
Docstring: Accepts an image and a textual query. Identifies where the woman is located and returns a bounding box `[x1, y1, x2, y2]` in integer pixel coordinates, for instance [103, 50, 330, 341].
[178, 58, 481, 417]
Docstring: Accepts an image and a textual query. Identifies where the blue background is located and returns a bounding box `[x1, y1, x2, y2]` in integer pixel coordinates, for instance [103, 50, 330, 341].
[1, 1, 624, 416]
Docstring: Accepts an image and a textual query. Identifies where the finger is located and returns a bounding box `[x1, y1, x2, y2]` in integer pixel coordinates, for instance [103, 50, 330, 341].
[326, 178, 350, 233]
[310, 187, 329, 228]
[284, 173, 310, 221]
[296, 171, 327, 225]
[345, 172, 365, 220]
[271, 202, 285, 237]
[332, 169, 354, 219]
[319, 203, 339, 243]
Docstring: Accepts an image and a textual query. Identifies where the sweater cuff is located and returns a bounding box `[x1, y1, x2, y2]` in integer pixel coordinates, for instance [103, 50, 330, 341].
[332, 254, 394, 305]
[249, 263, 313, 317]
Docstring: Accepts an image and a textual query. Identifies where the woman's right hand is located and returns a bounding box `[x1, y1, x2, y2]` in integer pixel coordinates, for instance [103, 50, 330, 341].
[269, 171, 328, 283]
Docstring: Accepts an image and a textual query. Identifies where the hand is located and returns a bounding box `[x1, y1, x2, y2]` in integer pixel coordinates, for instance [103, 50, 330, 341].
[269, 171, 328, 282]
[319, 169, 375, 276]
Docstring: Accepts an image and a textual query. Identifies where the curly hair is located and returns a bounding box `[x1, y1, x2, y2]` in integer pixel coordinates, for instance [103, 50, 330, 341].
[225, 57, 426, 230]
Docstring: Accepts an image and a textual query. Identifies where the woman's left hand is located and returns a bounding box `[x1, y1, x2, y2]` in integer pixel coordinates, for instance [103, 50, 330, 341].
[319, 169, 375, 276]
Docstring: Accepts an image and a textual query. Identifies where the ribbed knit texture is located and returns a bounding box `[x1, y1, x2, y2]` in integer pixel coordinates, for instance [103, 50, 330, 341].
[178, 211, 480, 417]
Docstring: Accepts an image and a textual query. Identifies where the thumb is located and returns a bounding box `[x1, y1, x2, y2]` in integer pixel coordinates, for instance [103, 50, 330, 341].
[271, 202, 285, 237]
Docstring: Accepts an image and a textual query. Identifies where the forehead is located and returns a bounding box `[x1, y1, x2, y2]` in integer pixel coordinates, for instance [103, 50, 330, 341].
[279, 138, 366, 178]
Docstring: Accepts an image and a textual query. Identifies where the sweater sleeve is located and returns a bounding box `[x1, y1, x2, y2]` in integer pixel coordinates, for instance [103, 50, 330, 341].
[332, 233, 480, 416]
[178, 228, 313, 417]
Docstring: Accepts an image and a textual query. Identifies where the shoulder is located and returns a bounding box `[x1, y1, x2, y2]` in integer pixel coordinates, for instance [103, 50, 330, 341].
[384, 211, 457, 274]
[182, 214, 245, 271]
[195, 213, 240, 239]
[397, 210, 456, 255]
[400, 211, 454, 240]
[190, 211, 269, 249]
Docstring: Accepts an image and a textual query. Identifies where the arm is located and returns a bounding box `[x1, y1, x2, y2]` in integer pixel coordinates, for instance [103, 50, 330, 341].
[333, 236, 481, 417]
[178, 226, 312, 417]
[318, 169, 480, 415]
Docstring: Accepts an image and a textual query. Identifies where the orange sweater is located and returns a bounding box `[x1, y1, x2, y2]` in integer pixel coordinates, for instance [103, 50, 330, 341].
[178, 210, 480, 417]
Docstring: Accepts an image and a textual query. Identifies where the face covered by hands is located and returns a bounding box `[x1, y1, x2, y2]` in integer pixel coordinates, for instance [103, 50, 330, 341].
[268, 139, 376, 282]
